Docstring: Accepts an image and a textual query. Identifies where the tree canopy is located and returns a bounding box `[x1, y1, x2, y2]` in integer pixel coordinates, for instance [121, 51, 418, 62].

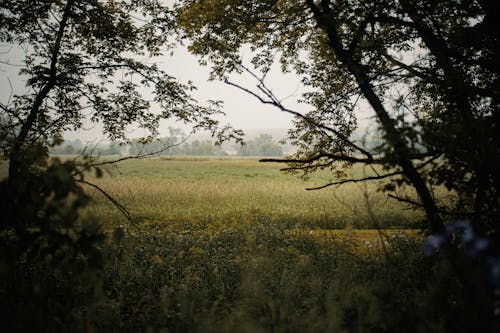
[174, 0, 500, 233]
[0, 2, 240, 328]
[0, 0, 241, 182]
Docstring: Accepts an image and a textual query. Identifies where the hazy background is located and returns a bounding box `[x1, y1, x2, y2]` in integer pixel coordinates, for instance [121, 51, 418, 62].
[1, 42, 373, 144]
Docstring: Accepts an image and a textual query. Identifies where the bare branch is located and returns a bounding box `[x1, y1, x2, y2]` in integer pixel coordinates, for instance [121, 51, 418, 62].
[387, 193, 422, 207]
[305, 170, 402, 190]
[224, 78, 374, 161]
[77, 179, 139, 230]
[260, 152, 379, 165]
[381, 53, 430, 80]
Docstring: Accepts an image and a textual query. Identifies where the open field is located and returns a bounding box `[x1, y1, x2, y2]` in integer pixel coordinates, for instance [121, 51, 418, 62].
[80, 157, 425, 239]
[5, 156, 490, 332]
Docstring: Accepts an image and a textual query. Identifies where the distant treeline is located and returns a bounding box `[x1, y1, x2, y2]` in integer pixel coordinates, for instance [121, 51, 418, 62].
[51, 133, 284, 157]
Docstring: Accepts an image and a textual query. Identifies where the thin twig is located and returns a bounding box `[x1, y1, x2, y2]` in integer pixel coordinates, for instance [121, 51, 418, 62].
[224, 67, 374, 161]
[306, 170, 402, 190]
[77, 179, 139, 231]
[89, 135, 190, 168]
[387, 193, 422, 207]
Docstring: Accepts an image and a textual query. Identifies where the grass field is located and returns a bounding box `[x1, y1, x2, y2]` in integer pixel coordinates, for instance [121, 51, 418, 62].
[81, 156, 424, 234]
[6, 156, 488, 332]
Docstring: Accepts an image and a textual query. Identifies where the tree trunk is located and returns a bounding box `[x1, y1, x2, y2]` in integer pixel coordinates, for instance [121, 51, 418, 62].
[306, 0, 444, 232]
[8, 0, 75, 185]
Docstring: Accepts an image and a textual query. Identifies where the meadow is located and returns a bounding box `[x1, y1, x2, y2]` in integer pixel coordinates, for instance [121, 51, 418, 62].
[82, 156, 424, 233]
[72, 157, 441, 332]
[6, 156, 487, 332]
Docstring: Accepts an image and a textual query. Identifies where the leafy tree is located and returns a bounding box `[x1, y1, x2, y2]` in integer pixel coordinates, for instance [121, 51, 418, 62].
[181, 139, 228, 155]
[0, 0, 240, 184]
[0, 1, 239, 329]
[174, 0, 500, 234]
[99, 142, 121, 156]
[129, 128, 185, 156]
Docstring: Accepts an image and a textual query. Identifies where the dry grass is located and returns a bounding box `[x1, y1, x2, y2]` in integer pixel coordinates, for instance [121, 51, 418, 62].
[80, 157, 424, 232]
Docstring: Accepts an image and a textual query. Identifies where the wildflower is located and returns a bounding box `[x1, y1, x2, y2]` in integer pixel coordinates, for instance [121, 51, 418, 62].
[423, 234, 446, 256]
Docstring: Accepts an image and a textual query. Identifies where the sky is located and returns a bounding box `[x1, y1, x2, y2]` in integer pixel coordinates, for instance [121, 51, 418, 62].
[0, 41, 304, 143]
[0, 28, 375, 145]
[154, 46, 302, 135]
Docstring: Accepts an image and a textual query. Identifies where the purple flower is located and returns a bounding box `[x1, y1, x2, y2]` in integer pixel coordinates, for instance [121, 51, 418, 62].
[424, 234, 446, 256]
[445, 219, 474, 243]
[486, 257, 500, 288]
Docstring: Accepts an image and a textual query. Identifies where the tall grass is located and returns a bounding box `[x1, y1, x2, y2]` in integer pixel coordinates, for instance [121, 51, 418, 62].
[81, 157, 424, 231]
[4, 156, 497, 332]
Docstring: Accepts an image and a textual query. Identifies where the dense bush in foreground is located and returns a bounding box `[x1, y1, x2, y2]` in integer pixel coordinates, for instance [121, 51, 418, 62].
[38, 222, 492, 333]
[2, 187, 498, 332]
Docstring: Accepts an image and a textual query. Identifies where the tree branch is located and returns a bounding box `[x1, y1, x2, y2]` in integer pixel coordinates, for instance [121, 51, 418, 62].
[77, 179, 139, 230]
[9, 0, 76, 182]
[381, 53, 431, 80]
[260, 152, 379, 165]
[306, 0, 443, 231]
[305, 170, 402, 190]
[224, 78, 374, 161]
[387, 193, 422, 207]
[72, 135, 191, 177]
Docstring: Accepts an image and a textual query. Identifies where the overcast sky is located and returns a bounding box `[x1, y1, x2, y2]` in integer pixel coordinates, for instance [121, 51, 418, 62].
[1, 41, 306, 143]
[157, 46, 302, 131]
[1, 36, 376, 144]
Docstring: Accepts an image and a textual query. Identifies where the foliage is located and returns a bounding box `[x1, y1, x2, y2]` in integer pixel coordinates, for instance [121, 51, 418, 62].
[174, 0, 500, 233]
[128, 138, 228, 157]
[1, 1, 499, 330]
[48, 220, 495, 333]
[0, 155, 106, 332]
[0, 0, 241, 180]
[0, 1, 238, 331]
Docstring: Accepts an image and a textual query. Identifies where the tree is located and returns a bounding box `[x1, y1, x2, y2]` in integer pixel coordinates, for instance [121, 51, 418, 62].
[235, 134, 283, 156]
[0, 0, 242, 259]
[0, 0, 240, 184]
[182, 139, 228, 155]
[100, 141, 121, 156]
[0, 1, 240, 329]
[174, 0, 500, 234]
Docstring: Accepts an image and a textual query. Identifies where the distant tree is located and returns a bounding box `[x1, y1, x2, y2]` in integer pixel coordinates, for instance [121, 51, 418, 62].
[100, 142, 121, 156]
[175, 0, 500, 234]
[129, 128, 186, 155]
[182, 139, 228, 156]
[236, 134, 283, 156]
[50, 143, 76, 155]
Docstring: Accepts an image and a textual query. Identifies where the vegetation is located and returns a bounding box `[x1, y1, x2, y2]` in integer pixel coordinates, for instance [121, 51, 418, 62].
[81, 157, 423, 230]
[175, 0, 500, 234]
[50, 132, 284, 157]
[0, 1, 237, 331]
[128, 136, 229, 156]
[1, 0, 499, 331]
[235, 134, 283, 156]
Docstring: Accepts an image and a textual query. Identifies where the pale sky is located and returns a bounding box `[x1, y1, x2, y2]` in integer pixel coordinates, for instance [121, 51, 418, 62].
[0, 42, 307, 142]
[156, 46, 301, 132]
[1, 32, 376, 145]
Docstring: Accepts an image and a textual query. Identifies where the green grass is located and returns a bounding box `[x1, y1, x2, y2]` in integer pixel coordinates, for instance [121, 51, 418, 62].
[81, 156, 424, 231]
[7, 156, 493, 332]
